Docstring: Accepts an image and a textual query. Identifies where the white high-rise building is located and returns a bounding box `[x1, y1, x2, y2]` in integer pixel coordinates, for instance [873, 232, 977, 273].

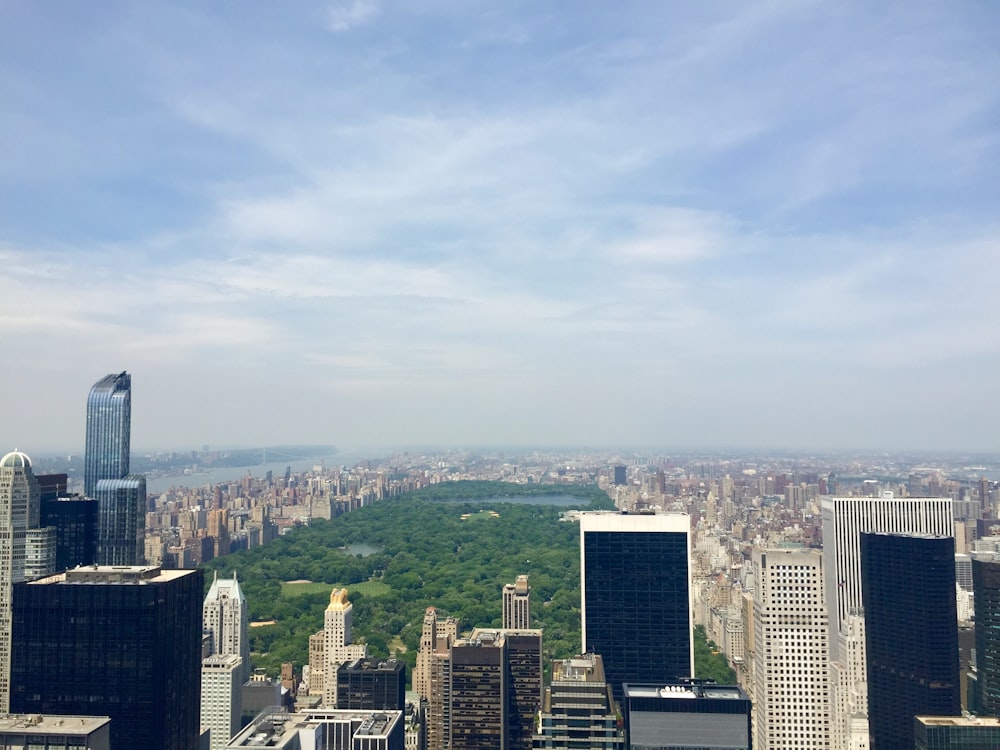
[201, 653, 242, 750]
[752, 548, 831, 750]
[502, 575, 531, 630]
[322, 589, 366, 708]
[821, 492, 952, 748]
[0, 450, 55, 715]
[203, 572, 251, 683]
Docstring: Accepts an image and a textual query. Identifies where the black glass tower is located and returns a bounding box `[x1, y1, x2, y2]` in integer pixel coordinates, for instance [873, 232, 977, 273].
[861, 532, 960, 750]
[580, 513, 693, 702]
[973, 556, 1000, 716]
[11, 566, 203, 750]
[84, 372, 131, 498]
[37, 473, 97, 569]
[336, 657, 407, 711]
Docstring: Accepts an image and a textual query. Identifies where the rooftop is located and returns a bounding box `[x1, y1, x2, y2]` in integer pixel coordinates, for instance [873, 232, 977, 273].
[0, 714, 111, 735]
[29, 565, 198, 585]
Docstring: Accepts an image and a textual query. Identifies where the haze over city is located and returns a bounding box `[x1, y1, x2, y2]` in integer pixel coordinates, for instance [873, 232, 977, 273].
[2, 2, 998, 454]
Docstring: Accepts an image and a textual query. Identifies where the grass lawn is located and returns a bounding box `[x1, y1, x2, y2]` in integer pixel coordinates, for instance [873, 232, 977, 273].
[281, 579, 392, 598]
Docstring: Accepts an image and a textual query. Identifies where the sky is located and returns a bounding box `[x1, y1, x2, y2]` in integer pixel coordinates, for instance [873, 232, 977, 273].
[1, 1, 998, 455]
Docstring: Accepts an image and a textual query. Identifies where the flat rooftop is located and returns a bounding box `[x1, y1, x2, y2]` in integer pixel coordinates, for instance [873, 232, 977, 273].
[228, 709, 402, 747]
[916, 716, 1000, 727]
[624, 683, 749, 701]
[29, 565, 197, 585]
[0, 714, 111, 735]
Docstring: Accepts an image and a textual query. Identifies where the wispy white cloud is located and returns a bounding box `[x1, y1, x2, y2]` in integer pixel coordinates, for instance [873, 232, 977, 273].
[327, 0, 380, 32]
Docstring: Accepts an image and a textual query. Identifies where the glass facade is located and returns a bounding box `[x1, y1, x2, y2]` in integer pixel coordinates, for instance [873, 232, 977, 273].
[11, 567, 203, 750]
[581, 515, 692, 702]
[914, 717, 1000, 750]
[861, 533, 960, 750]
[972, 557, 1000, 715]
[95, 475, 146, 565]
[84, 372, 131, 498]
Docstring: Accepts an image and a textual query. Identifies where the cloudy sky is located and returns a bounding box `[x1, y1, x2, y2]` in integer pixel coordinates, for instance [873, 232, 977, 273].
[2, 1, 998, 455]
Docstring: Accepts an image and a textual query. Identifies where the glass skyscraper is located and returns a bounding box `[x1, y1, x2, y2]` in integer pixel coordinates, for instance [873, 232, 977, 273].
[862, 532, 960, 750]
[580, 512, 693, 702]
[84, 371, 131, 498]
[972, 555, 1000, 715]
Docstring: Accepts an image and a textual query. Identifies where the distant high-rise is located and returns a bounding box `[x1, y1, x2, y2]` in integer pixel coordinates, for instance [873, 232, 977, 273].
[822, 492, 953, 745]
[613, 465, 627, 486]
[0, 450, 55, 715]
[861, 532, 960, 750]
[37, 473, 97, 569]
[11, 565, 203, 750]
[84, 372, 131, 498]
[502, 575, 531, 630]
[203, 571, 251, 683]
[822, 493, 954, 658]
[580, 512, 693, 701]
[973, 555, 1000, 715]
[751, 547, 831, 750]
[95, 475, 146, 565]
[85, 372, 147, 566]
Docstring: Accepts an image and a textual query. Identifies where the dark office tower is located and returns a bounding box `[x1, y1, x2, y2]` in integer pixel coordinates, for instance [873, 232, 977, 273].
[613, 465, 627, 486]
[84, 371, 131, 498]
[973, 556, 1000, 716]
[95, 475, 146, 565]
[861, 533, 960, 750]
[580, 512, 693, 702]
[450, 635, 506, 750]
[37, 473, 98, 569]
[336, 658, 406, 711]
[532, 653, 624, 750]
[503, 630, 543, 750]
[11, 565, 203, 750]
[622, 683, 752, 750]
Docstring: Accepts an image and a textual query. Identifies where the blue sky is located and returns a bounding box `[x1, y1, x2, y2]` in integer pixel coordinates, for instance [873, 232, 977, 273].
[1, 1, 998, 454]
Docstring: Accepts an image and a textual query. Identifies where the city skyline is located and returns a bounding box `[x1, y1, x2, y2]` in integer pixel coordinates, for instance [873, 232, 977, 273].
[2, 3, 999, 454]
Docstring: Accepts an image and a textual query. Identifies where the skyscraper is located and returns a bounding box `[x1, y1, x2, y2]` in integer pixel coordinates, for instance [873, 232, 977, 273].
[822, 493, 954, 658]
[861, 533, 960, 749]
[580, 512, 693, 701]
[502, 575, 531, 630]
[201, 653, 243, 750]
[822, 492, 953, 745]
[95, 474, 146, 565]
[751, 548, 831, 750]
[203, 571, 251, 683]
[84, 372, 131, 498]
[322, 589, 367, 708]
[0, 450, 55, 715]
[85, 372, 147, 566]
[973, 555, 1000, 715]
[11, 565, 203, 750]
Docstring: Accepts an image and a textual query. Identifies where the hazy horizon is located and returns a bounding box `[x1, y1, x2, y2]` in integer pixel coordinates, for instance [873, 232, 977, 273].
[3, 2, 998, 454]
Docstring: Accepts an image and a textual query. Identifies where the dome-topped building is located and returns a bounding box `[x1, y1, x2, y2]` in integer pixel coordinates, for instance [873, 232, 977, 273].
[1, 446, 56, 714]
[0, 450, 31, 469]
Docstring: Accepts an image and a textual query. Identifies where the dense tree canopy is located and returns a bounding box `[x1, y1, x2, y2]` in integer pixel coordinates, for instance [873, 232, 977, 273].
[205, 481, 733, 685]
